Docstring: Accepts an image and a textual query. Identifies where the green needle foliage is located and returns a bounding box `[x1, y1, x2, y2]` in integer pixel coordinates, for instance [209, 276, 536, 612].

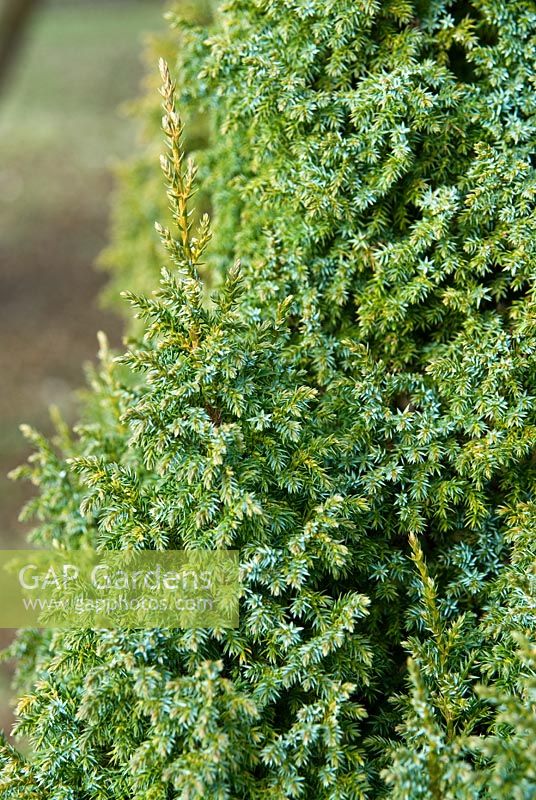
[1, 1, 535, 798]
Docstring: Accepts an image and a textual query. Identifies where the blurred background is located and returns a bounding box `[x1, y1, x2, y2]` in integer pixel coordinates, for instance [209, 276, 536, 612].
[0, 0, 163, 739]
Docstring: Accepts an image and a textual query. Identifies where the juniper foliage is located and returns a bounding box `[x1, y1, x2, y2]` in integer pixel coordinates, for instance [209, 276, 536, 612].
[98, 0, 214, 310]
[1, 1, 535, 798]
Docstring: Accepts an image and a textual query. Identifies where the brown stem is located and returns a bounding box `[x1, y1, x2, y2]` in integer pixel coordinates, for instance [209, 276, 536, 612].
[0, 0, 41, 95]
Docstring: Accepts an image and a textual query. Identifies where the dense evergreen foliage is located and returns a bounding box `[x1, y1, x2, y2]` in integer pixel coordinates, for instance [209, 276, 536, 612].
[1, 1, 535, 798]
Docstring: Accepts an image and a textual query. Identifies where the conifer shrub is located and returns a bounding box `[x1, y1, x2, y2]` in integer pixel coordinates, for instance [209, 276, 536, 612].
[1, 1, 535, 798]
